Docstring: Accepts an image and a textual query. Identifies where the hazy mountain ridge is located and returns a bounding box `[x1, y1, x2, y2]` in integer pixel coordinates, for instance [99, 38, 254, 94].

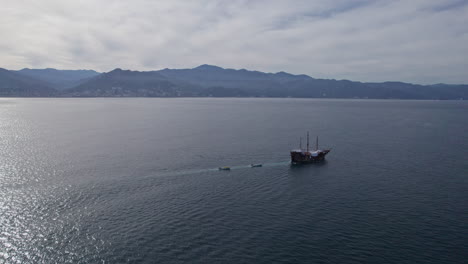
[16, 68, 100, 90]
[0, 65, 467, 99]
[64, 69, 179, 97]
[0, 68, 57, 96]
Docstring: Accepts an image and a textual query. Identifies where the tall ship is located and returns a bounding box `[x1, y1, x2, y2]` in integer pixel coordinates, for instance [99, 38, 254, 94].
[290, 132, 331, 164]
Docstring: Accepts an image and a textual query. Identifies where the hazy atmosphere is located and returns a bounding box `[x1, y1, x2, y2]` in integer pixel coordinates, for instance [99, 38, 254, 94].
[2, 1, 468, 263]
[2, 0, 468, 84]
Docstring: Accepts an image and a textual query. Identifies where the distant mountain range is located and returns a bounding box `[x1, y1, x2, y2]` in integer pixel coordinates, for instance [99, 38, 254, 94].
[17, 68, 100, 90]
[0, 68, 57, 96]
[0, 65, 467, 99]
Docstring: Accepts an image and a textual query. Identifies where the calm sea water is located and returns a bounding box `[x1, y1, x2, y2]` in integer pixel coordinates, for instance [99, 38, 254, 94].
[0, 98, 467, 263]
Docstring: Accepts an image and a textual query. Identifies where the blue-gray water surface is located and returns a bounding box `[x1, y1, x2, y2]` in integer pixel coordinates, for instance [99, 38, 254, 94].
[0, 98, 467, 263]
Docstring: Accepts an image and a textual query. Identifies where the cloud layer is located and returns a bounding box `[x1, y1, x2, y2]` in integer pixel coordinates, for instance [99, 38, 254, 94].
[1, 0, 467, 84]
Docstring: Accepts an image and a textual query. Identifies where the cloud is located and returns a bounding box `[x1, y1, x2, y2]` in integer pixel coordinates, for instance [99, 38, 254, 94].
[0, 0, 467, 84]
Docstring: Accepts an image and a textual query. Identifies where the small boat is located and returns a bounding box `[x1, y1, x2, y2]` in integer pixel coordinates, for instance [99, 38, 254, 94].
[250, 164, 262, 168]
[218, 167, 231, 171]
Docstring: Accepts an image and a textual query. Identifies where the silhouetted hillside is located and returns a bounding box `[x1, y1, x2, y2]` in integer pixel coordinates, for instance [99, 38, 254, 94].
[158, 64, 311, 94]
[63, 69, 198, 97]
[155, 65, 467, 99]
[0, 68, 57, 96]
[17, 68, 100, 90]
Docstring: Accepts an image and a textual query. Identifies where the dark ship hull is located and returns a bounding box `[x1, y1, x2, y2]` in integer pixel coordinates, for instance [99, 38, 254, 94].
[290, 149, 330, 164]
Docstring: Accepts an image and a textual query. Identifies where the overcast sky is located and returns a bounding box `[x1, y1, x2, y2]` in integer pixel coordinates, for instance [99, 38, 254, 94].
[1, 0, 467, 84]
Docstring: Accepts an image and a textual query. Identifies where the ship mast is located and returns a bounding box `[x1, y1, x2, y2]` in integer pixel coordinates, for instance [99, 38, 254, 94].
[300, 137, 302, 150]
[306, 131, 309, 152]
[316, 136, 318, 150]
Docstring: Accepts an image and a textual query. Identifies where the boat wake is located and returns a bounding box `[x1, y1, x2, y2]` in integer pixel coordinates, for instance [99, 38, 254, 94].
[153, 161, 291, 178]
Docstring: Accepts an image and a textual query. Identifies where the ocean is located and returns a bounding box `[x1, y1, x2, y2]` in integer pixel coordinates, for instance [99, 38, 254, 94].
[1, 98, 467, 263]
